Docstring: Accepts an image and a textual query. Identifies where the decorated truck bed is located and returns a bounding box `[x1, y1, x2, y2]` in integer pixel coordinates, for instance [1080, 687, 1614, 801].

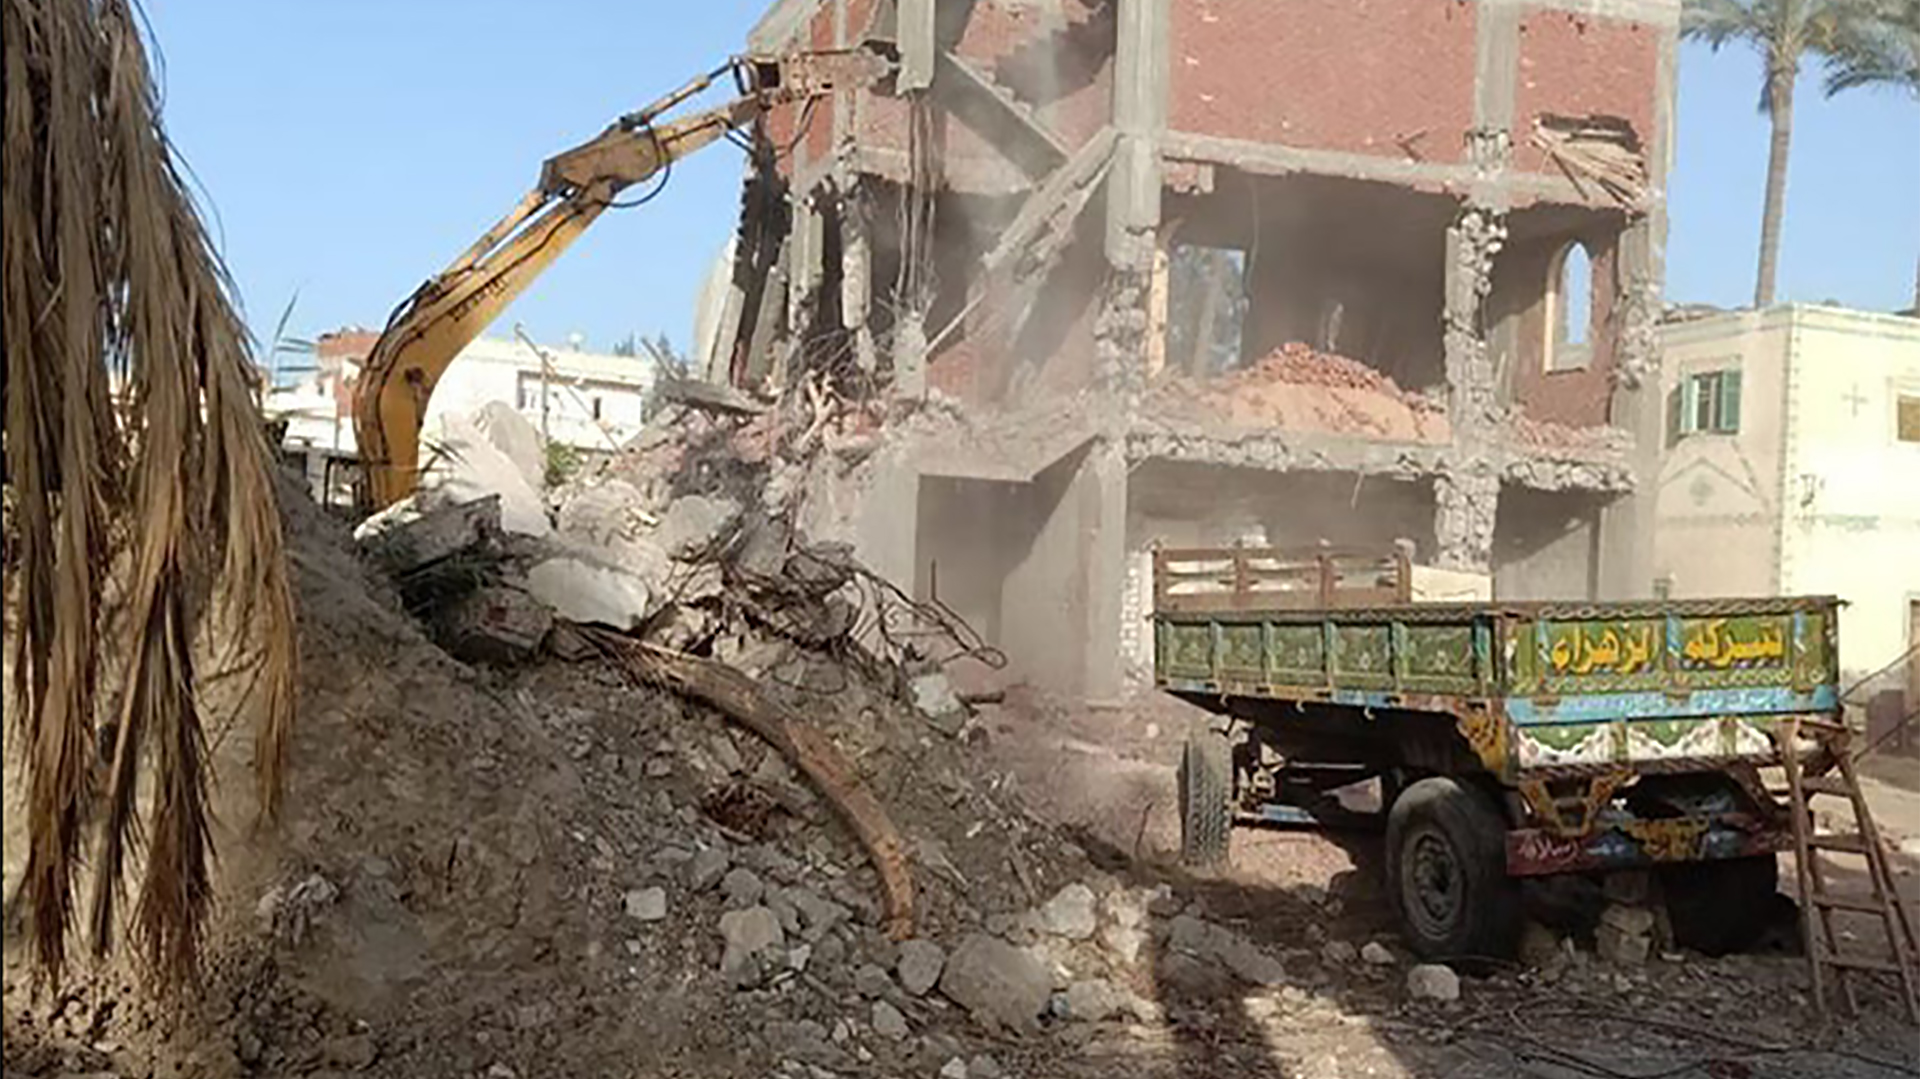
[1153, 546, 1841, 963]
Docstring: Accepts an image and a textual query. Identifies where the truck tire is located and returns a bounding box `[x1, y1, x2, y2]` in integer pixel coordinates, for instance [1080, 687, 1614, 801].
[1386, 776, 1521, 964]
[1179, 731, 1233, 868]
[1659, 854, 1779, 956]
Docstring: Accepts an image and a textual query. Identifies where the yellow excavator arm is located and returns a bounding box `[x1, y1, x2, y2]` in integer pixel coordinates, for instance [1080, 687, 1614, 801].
[353, 50, 888, 509]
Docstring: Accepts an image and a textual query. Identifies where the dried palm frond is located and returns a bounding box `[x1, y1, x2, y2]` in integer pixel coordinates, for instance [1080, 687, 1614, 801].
[3, 0, 296, 989]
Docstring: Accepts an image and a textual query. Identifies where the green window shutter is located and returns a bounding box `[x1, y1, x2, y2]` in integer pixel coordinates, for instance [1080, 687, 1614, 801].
[1666, 382, 1683, 445]
[1680, 375, 1702, 435]
[1715, 370, 1742, 433]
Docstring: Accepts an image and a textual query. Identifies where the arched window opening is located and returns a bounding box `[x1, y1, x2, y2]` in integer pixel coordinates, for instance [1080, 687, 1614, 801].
[1547, 241, 1592, 372]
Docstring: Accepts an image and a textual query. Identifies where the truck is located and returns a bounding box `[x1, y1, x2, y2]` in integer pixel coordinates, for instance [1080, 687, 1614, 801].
[1155, 544, 1841, 962]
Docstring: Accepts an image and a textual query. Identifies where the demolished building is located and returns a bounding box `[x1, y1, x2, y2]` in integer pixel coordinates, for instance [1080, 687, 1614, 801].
[713, 0, 1676, 700]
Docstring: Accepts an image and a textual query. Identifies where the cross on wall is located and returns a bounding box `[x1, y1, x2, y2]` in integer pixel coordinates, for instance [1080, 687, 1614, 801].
[1843, 383, 1869, 417]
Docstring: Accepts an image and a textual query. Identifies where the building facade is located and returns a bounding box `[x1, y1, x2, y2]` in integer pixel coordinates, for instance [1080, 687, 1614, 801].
[269, 330, 659, 456]
[721, 0, 1680, 699]
[1655, 304, 1920, 686]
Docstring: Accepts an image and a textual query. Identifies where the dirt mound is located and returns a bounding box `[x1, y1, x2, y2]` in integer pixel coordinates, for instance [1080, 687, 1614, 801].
[1, 466, 1102, 1079]
[1146, 343, 1451, 444]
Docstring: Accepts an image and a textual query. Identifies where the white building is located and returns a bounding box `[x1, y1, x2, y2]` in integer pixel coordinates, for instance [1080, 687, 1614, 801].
[1653, 304, 1920, 688]
[268, 331, 659, 457]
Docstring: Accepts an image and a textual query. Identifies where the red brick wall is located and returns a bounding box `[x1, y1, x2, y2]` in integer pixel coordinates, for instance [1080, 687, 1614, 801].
[1512, 10, 1658, 174]
[1169, 0, 1477, 162]
[1501, 232, 1620, 428]
[765, 100, 798, 180]
[846, 0, 876, 40]
[853, 0, 1112, 186]
[806, 7, 836, 163]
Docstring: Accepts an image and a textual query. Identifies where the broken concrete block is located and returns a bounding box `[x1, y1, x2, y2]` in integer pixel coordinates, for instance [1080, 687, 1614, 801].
[654, 494, 741, 560]
[718, 905, 785, 986]
[782, 542, 855, 596]
[910, 670, 967, 735]
[1600, 903, 1657, 938]
[1597, 904, 1656, 966]
[525, 555, 659, 630]
[938, 934, 1051, 1033]
[1406, 963, 1461, 1002]
[356, 494, 501, 573]
[471, 400, 547, 494]
[418, 413, 550, 537]
[1596, 922, 1652, 966]
[435, 585, 552, 664]
[650, 605, 716, 652]
[556, 478, 653, 547]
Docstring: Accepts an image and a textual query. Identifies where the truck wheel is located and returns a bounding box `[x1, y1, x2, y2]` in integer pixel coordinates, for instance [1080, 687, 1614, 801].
[1179, 731, 1233, 868]
[1386, 776, 1521, 964]
[1659, 854, 1779, 956]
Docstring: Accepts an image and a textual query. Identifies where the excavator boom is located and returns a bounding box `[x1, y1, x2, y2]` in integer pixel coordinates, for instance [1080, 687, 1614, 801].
[353, 49, 888, 509]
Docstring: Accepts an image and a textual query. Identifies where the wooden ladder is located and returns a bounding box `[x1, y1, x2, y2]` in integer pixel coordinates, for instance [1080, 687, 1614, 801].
[1778, 717, 1920, 1022]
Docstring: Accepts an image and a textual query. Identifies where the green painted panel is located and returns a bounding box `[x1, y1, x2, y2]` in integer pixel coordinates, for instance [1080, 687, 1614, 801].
[1402, 624, 1476, 691]
[1219, 624, 1264, 678]
[1267, 624, 1325, 681]
[1333, 624, 1393, 687]
[1161, 623, 1214, 680]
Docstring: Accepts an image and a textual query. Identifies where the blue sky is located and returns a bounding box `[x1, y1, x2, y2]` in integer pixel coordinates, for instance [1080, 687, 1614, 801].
[143, 3, 1918, 357]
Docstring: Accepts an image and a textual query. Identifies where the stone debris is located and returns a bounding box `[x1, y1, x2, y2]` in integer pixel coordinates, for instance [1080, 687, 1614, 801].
[871, 1000, 910, 1040]
[718, 905, 785, 985]
[1360, 941, 1396, 966]
[1041, 882, 1098, 941]
[1165, 914, 1287, 987]
[654, 493, 742, 559]
[1406, 964, 1461, 1002]
[723, 866, 767, 909]
[418, 411, 552, 537]
[1102, 890, 1145, 930]
[524, 553, 660, 631]
[624, 886, 668, 922]
[1321, 939, 1359, 966]
[1099, 924, 1144, 965]
[1597, 904, 1657, 966]
[356, 493, 504, 573]
[940, 1057, 969, 1079]
[940, 934, 1053, 1033]
[910, 671, 966, 730]
[1055, 978, 1140, 1023]
[854, 963, 896, 999]
[896, 939, 946, 997]
[436, 584, 552, 663]
[687, 846, 731, 892]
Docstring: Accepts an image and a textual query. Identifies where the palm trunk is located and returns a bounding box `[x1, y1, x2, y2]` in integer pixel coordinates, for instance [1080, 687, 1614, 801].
[1755, 64, 1795, 309]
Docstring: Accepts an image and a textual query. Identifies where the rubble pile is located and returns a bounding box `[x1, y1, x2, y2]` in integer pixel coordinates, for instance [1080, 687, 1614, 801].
[1145, 342, 1452, 444]
[1501, 408, 1636, 456]
[9, 402, 1917, 1079]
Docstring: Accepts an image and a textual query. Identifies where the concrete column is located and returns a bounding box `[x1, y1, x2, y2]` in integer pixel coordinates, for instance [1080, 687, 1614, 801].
[1596, 15, 1679, 600]
[856, 453, 919, 592]
[1106, 0, 1169, 268]
[1434, 467, 1500, 574]
[999, 439, 1130, 700]
[1439, 205, 1507, 573]
[1081, 438, 1130, 703]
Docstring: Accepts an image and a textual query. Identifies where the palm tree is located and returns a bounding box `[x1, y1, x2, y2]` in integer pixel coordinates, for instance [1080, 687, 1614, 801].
[1823, 0, 1920, 310]
[1683, 0, 1885, 308]
[4, 0, 296, 988]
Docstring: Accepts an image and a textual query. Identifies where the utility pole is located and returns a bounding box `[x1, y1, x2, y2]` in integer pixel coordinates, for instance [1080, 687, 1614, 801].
[513, 322, 554, 446]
